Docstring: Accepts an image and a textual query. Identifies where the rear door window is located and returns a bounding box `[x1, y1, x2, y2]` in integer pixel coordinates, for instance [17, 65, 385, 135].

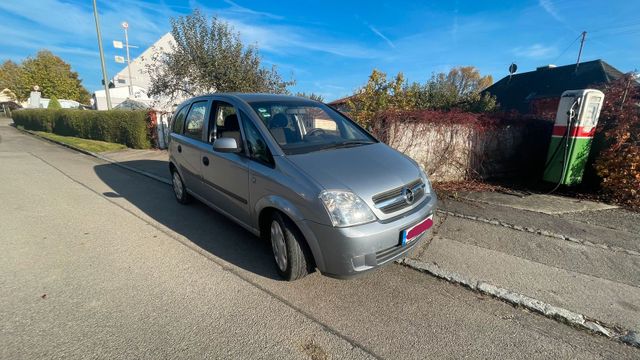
[172, 106, 189, 134]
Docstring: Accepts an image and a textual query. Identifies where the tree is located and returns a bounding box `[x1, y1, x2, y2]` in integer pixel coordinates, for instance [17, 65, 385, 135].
[47, 95, 61, 109]
[347, 69, 412, 126]
[295, 92, 325, 102]
[147, 9, 293, 102]
[346, 66, 496, 126]
[422, 66, 495, 112]
[18, 51, 90, 104]
[0, 60, 27, 99]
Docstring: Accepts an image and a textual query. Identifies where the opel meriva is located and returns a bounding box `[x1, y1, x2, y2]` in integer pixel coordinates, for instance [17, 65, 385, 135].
[168, 94, 437, 280]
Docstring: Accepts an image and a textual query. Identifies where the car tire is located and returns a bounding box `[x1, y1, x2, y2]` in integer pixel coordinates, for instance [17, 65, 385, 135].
[269, 212, 311, 281]
[171, 169, 191, 204]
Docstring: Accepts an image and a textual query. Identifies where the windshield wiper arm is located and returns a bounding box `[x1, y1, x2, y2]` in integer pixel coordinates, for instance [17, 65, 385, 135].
[334, 140, 374, 147]
[314, 140, 374, 152]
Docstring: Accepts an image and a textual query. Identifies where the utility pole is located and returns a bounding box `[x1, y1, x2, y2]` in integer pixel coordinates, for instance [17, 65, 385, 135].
[93, 0, 112, 110]
[122, 22, 134, 96]
[575, 31, 587, 72]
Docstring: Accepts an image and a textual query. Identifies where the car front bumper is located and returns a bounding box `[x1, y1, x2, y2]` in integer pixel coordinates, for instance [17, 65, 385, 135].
[296, 193, 438, 279]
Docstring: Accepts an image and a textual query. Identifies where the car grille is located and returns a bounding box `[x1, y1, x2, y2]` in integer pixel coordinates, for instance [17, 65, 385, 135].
[375, 236, 421, 264]
[372, 179, 425, 214]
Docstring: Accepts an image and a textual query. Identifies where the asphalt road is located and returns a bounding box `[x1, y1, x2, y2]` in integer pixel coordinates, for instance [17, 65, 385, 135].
[1, 119, 637, 359]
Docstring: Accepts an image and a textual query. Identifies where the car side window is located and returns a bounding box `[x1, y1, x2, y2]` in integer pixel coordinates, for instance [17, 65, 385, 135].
[184, 101, 207, 140]
[212, 101, 238, 140]
[241, 111, 273, 166]
[172, 106, 188, 134]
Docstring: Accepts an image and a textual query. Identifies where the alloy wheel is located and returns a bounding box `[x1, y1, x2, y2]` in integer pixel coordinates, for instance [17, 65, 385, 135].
[270, 220, 288, 272]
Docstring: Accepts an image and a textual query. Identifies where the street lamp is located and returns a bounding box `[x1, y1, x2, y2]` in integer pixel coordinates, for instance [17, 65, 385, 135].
[92, 0, 112, 109]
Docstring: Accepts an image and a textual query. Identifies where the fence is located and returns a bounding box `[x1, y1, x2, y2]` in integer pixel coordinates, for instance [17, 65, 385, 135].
[371, 110, 553, 182]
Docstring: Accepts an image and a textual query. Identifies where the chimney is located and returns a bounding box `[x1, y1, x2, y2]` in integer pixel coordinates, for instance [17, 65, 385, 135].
[536, 64, 557, 71]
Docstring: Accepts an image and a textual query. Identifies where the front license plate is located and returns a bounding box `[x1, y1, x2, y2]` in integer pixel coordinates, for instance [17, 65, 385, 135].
[401, 215, 434, 246]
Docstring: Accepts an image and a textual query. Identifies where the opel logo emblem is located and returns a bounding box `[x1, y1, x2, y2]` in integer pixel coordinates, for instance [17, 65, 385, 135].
[403, 187, 415, 204]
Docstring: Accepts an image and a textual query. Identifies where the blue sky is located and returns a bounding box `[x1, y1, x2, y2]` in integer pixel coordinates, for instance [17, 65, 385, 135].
[1, 0, 639, 101]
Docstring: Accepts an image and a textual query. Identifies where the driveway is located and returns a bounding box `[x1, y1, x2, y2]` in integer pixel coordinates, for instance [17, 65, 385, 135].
[1, 118, 637, 359]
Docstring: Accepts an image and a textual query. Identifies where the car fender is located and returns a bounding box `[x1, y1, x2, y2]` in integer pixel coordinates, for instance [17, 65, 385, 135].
[255, 195, 326, 271]
[168, 156, 184, 178]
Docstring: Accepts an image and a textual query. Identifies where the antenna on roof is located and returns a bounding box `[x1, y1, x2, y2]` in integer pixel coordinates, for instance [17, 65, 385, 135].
[575, 31, 587, 72]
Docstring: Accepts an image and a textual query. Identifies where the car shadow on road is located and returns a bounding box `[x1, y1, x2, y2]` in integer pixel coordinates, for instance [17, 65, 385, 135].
[94, 160, 283, 281]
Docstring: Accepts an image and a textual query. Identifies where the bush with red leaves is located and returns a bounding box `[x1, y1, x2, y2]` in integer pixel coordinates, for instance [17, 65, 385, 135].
[594, 74, 640, 209]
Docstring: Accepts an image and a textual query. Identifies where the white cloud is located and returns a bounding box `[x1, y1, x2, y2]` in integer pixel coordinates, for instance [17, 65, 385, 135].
[367, 25, 395, 48]
[223, 18, 380, 59]
[222, 0, 283, 20]
[539, 0, 563, 22]
[513, 44, 556, 58]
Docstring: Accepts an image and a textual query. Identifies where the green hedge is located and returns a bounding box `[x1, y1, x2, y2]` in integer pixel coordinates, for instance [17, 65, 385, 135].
[13, 109, 151, 149]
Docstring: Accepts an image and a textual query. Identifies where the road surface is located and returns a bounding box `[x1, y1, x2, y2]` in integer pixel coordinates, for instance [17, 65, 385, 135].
[0, 118, 636, 359]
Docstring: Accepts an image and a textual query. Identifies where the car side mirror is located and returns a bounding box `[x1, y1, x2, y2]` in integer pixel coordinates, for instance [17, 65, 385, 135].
[213, 137, 241, 153]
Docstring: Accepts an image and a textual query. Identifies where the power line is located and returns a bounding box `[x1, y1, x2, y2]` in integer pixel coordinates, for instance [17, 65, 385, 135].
[552, 33, 582, 64]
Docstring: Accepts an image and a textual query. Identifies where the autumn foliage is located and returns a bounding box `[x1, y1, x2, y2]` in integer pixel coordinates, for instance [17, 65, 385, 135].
[593, 74, 640, 208]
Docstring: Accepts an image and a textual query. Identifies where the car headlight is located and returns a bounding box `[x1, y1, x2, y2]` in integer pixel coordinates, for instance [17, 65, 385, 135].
[419, 169, 432, 195]
[319, 190, 377, 227]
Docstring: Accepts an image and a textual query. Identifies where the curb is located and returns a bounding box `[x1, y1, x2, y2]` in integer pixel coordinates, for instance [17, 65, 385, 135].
[397, 257, 639, 348]
[19, 128, 172, 186]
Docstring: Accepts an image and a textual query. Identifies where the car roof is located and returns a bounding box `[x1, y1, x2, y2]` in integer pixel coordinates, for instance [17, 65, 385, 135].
[188, 93, 318, 104]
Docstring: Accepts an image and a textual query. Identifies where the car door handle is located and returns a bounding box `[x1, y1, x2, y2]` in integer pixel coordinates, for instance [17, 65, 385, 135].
[202, 156, 209, 166]
[177, 145, 182, 153]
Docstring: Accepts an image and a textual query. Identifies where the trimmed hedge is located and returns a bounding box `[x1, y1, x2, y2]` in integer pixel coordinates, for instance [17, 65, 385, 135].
[13, 109, 151, 149]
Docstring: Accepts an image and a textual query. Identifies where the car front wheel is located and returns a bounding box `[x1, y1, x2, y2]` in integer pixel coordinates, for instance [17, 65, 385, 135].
[269, 212, 311, 281]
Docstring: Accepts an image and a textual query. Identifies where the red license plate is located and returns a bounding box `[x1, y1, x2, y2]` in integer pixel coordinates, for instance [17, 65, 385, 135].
[401, 215, 433, 246]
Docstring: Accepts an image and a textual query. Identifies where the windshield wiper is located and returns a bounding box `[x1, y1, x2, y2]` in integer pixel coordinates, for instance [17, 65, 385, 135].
[335, 140, 374, 147]
[315, 140, 375, 151]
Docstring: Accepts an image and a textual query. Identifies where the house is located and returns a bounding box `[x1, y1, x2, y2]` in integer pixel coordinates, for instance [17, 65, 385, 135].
[483, 59, 626, 117]
[93, 32, 178, 111]
[110, 32, 173, 95]
[327, 95, 355, 112]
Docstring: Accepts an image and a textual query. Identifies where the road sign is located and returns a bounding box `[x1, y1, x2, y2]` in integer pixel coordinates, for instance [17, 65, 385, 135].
[113, 40, 123, 49]
[114, 55, 125, 63]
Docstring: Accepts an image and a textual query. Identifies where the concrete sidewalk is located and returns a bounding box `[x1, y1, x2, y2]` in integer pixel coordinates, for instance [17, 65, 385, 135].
[100, 147, 640, 344]
[411, 191, 640, 343]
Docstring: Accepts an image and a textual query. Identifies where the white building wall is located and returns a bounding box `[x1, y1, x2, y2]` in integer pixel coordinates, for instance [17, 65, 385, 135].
[110, 32, 180, 111]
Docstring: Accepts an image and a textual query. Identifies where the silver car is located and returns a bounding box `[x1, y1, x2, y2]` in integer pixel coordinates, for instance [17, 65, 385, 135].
[168, 94, 437, 280]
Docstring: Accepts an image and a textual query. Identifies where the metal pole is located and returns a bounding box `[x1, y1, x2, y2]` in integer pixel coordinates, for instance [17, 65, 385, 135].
[620, 73, 636, 110]
[575, 31, 587, 72]
[123, 23, 134, 96]
[93, 0, 112, 110]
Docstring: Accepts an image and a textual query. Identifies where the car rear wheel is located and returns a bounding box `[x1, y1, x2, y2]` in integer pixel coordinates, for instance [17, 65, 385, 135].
[171, 169, 191, 204]
[269, 212, 310, 281]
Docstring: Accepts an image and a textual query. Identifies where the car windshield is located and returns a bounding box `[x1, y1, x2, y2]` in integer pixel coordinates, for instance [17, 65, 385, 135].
[248, 101, 376, 155]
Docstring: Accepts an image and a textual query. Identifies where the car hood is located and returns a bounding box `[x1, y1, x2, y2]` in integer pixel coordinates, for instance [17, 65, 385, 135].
[286, 143, 421, 203]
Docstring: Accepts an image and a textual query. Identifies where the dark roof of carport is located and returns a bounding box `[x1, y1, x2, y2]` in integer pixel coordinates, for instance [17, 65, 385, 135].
[483, 59, 625, 113]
